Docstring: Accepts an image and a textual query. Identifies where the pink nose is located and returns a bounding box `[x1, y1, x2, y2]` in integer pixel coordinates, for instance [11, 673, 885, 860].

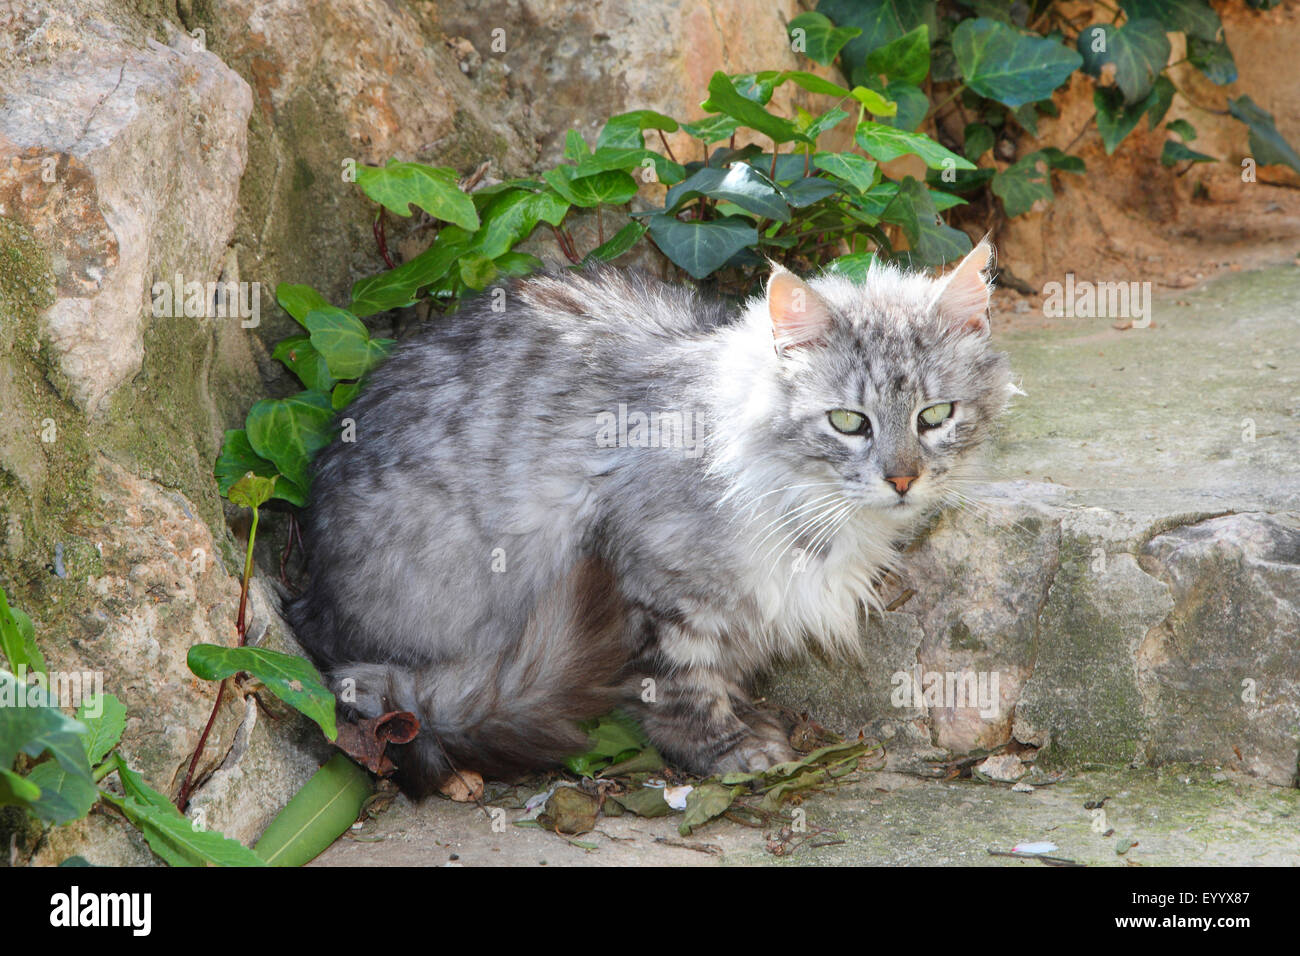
[885, 475, 918, 494]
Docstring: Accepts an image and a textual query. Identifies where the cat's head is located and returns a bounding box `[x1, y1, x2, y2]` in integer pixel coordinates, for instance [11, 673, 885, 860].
[750, 240, 1013, 521]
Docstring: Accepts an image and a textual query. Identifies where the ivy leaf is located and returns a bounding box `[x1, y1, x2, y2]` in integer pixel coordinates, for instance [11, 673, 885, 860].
[76, 693, 126, 766]
[664, 164, 791, 221]
[701, 72, 803, 145]
[680, 115, 739, 144]
[473, 188, 570, 258]
[303, 307, 393, 380]
[826, 251, 877, 280]
[0, 767, 40, 808]
[215, 430, 305, 507]
[227, 473, 278, 510]
[596, 110, 680, 150]
[800, 107, 852, 141]
[855, 120, 976, 170]
[849, 85, 898, 118]
[1161, 141, 1216, 166]
[1187, 36, 1237, 86]
[1166, 119, 1197, 142]
[815, 0, 936, 80]
[646, 214, 758, 280]
[883, 177, 971, 266]
[0, 670, 88, 775]
[583, 221, 648, 264]
[275, 284, 330, 326]
[963, 122, 995, 160]
[244, 390, 337, 491]
[780, 176, 844, 207]
[348, 233, 472, 317]
[1093, 86, 1150, 155]
[1228, 96, 1300, 173]
[678, 783, 742, 836]
[330, 383, 360, 411]
[457, 252, 498, 291]
[0, 586, 45, 676]
[542, 167, 639, 208]
[354, 161, 479, 231]
[1144, 75, 1176, 129]
[563, 129, 589, 160]
[863, 24, 930, 85]
[991, 148, 1083, 216]
[787, 11, 861, 65]
[1077, 20, 1170, 104]
[187, 644, 338, 741]
[954, 17, 1082, 108]
[872, 80, 929, 131]
[272, 336, 336, 393]
[1118, 0, 1222, 42]
[813, 152, 879, 193]
[26, 761, 98, 825]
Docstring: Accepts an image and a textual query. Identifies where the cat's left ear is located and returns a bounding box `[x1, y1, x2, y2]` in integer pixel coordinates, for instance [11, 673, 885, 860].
[767, 267, 832, 352]
[932, 239, 994, 336]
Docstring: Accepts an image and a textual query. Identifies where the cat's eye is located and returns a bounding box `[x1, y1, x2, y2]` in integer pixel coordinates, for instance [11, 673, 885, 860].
[918, 402, 954, 429]
[828, 409, 870, 435]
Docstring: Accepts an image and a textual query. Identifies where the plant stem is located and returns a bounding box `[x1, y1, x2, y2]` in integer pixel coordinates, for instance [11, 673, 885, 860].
[236, 504, 258, 646]
[656, 128, 678, 164]
[177, 678, 225, 810]
[373, 210, 396, 270]
[925, 84, 967, 123]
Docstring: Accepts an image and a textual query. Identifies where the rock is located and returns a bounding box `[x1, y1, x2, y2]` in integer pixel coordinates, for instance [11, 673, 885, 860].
[975, 754, 1026, 783]
[0, 12, 252, 416]
[438, 769, 485, 803]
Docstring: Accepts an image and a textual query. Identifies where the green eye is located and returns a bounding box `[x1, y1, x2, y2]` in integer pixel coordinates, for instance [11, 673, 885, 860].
[828, 409, 869, 435]
[919, 402, 954, 428]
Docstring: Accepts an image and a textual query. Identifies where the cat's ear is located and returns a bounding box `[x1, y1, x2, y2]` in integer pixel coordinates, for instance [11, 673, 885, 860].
[933, 239, 994, 336]
[767, 267, 832, 352]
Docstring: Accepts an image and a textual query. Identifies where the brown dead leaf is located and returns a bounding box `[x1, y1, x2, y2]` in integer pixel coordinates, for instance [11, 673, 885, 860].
[333, 710, 420, 775]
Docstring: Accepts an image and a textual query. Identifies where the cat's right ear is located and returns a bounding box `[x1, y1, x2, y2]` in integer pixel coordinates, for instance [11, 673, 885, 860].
[767, 269, 832, 353]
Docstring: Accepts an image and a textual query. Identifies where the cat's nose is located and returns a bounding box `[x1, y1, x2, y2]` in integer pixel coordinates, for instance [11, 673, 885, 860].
[885, 474, 918, 495]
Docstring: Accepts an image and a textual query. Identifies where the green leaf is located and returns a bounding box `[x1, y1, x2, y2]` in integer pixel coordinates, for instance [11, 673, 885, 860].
[563, 129, 590, 160]
[77, 693, 126, 766]
[864, 24, 930, 85]
[330, 382, 360, 411]
[275, 284, 330, 326]
[826, 251, 877, 280]
[954, 17, 1082, 108]
[678, 783, 741, 836]
[963, 122, 995, 160]
[457, 252, 498, 291]
[800, 107, 852, 142]
[227, 473, 277, 510]
[0, 586, 45, 676]
[348, 233, 472, 317]
[813, 152, 879, 193]
[542, 167, 639, 208]
[1119, 0, 1222, 42]
[646, 215, 758, 280]
[855, 120, 976, 169]
[254, 754, 371, 866]
[272, 336, 336, 393]
[563, 712, 648, 777]
[787, 11, 861, 66]
[1145, 75, 1176, 129]
[780, 177, 844, 207]
[992, 148, 1083, 216]
[26, 761, 98, 825]
[244, 390, 336, 491]
[187, 644, 337, 741]
[1187, 36, 1237, 86]
[680, 115, 739, 144]
[215, 430, 305, 507]
[473, 188, 570, 258]
[665, 164, 791, 221]
[354, 161, 479, 231]
[0, 670, 89, 776]
[1093, 86, 1149, 155]
[0, 766, 41, 807]
[849, 85, 898, 118]
[701, 72, 803, 145]
[1161, 140, 1216, 166]
[1077, 20, 1170, 104]
[596, 110, 680, 150]
[584, 221, 648, 263]
[816, 0, 936, 80]
[303, 307, 393, 380]
[1166, 118, 1196, 142]
[873, 81, 929, 131]
[610, 787, 674, 817]
[883, 177, 971, 266]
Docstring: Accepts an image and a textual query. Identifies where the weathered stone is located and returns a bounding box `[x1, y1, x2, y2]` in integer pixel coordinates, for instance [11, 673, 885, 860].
[1138, 513, 1300, 786]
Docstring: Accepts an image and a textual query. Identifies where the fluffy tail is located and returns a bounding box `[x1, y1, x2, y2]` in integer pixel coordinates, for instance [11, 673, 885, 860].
[328, 557, 627, 797]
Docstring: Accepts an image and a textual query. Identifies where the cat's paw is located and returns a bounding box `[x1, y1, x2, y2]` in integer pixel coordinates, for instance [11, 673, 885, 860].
[712, 734, 798, 774]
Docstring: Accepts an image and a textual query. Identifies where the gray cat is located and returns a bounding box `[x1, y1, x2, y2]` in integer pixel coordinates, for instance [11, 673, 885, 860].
[289, 240, 1012, 795]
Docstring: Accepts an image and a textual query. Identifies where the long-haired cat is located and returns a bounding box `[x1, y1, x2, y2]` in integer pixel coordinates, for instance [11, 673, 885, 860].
[289, 240, 1011, 795]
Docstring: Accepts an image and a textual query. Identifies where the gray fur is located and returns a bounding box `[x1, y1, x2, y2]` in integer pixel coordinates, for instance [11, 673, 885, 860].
[289, 246, 1012, 793]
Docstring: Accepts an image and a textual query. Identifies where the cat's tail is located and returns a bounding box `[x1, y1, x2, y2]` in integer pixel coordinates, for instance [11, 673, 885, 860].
[329, 557, 628, 797]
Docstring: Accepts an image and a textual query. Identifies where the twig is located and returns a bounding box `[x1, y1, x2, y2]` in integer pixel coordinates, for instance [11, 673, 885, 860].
[177, 678, 225, 810]
[373, 209, 396, 270]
